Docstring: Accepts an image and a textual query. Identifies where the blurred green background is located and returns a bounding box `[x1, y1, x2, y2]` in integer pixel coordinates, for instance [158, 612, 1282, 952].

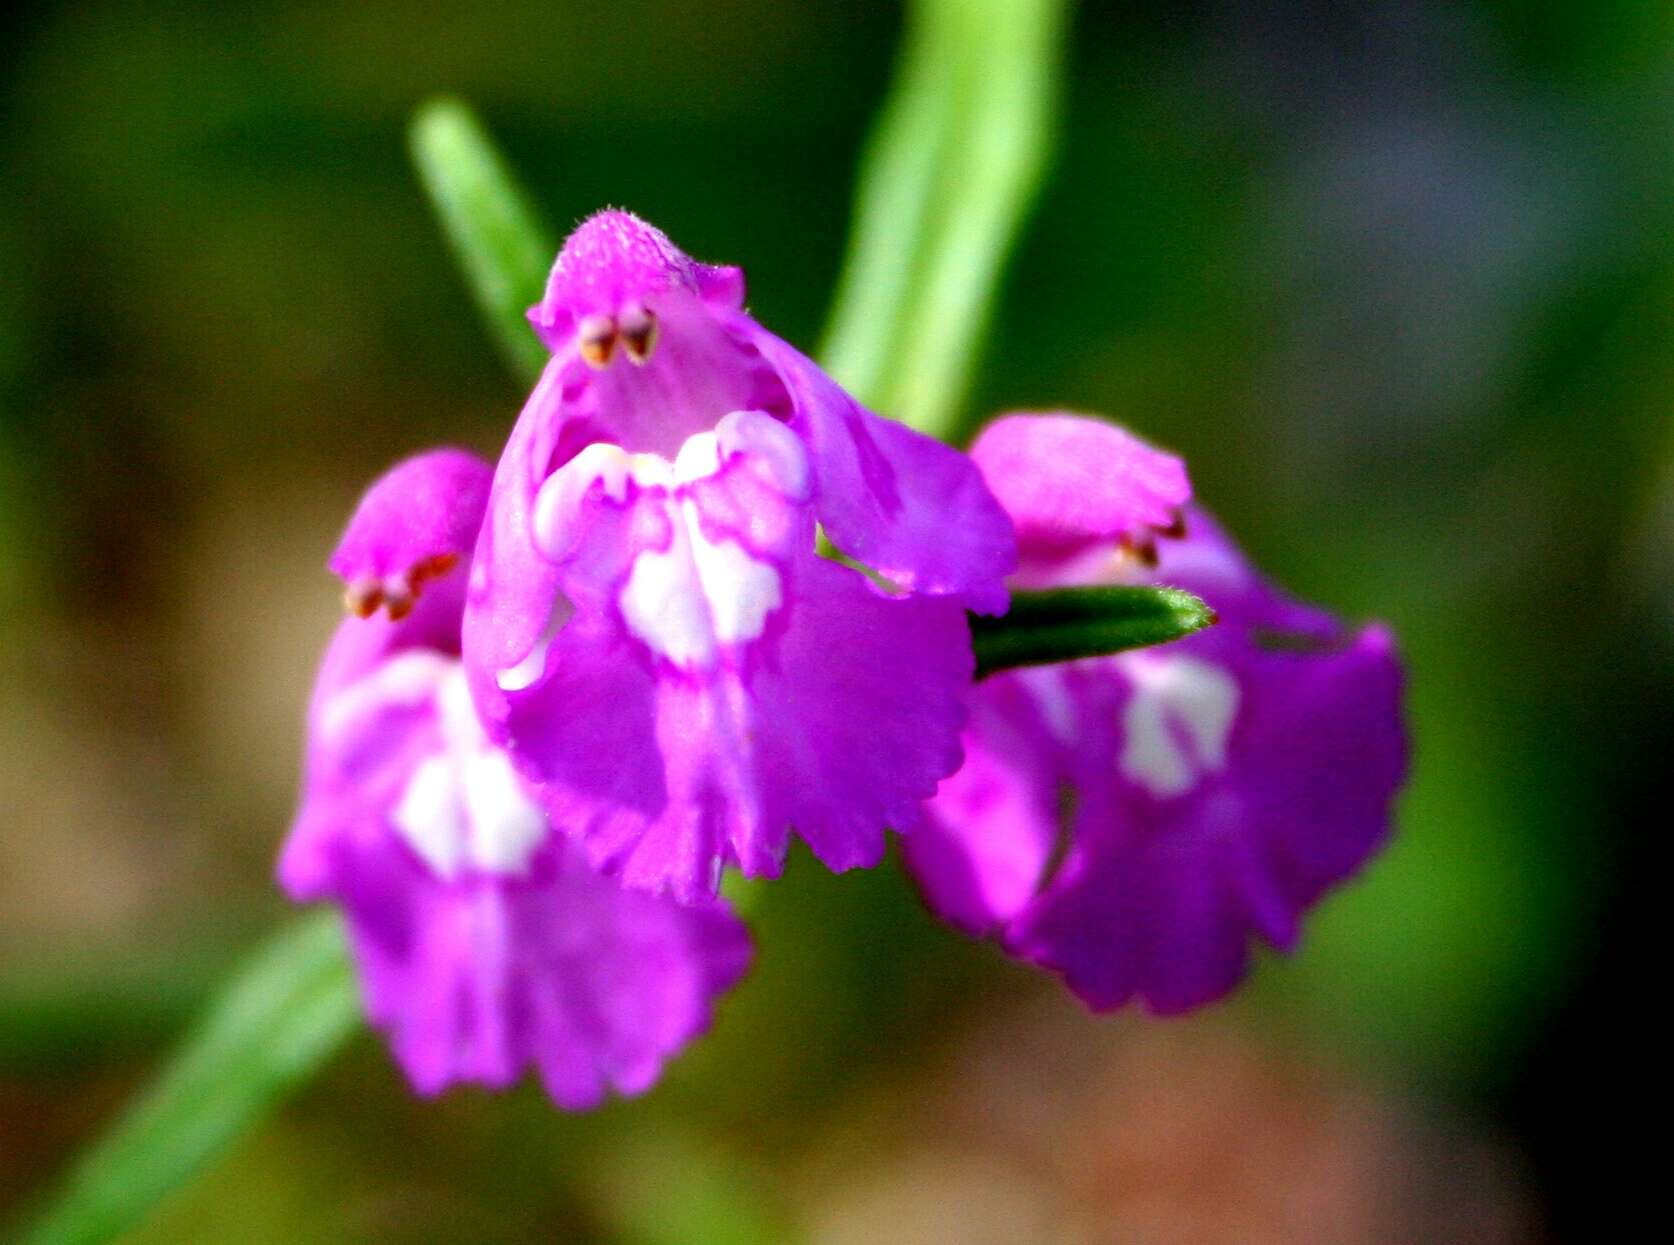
[2, 1, 1668, 1240]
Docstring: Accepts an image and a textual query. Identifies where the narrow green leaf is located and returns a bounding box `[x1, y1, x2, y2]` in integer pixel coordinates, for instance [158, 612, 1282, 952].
[409, 97, 555, 385]
[816, 1, 957, 395]
[15, 912, 358, 1245]
[819, 0, 1071, 439]
[970, 585, 1215, 678]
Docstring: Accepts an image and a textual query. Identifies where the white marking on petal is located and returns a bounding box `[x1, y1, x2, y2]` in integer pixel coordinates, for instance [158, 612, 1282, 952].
[672, 430, 721, 483]
[620, 537, 719, 669]
[320, 650, 455, 744]
[1119, 655, 1240, 799]
[715, 410, 810, 499]
[496, 644, 546, 694]
[612, 420, 793, 672]
[532, 443, 633, 561]
[496, 596, 573, 693]
[435, 663, 487, 744]
[541, 422, 799, 672]
[392, 754, 467, 879]
[1014, 665, 1078, 745]
[391, 666, 549, 878]
[617, 488, 783, 668]
[684, 500, 781, 646]
[459, 749, 548, 875]
[628, 452, 674, 489]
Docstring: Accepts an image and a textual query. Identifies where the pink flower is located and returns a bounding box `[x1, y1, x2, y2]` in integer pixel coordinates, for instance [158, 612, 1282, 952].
[905, 414, 1407, 1014]
[281, 450, 750, 1105]
[463, 211, 1017, 901]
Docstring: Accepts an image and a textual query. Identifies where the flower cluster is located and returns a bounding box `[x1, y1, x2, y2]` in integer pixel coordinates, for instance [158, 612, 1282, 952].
[281, 212, 1406, 1106]
[906, 415, 1406, 1014]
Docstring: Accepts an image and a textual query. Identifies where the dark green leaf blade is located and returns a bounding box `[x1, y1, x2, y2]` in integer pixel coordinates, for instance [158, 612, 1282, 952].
[971, 585, 1215, 678]
[409, 97, 554, 385]
[15, 912, 358, 1245]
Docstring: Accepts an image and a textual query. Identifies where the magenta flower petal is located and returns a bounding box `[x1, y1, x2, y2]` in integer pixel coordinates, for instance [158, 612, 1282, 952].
[909, 410, 1407, 1015]
[526, 209, 746, 353]
[900, 671, 1062, 933]
[742, 559, 971, 872]
[327, 447, 493, 620]
[338, 836, 750, 1106]
[521, 566, 969, 901]
[283, 448, 494, 898]
[999, 611, 1405, 1014]
[282, 449, 749, 1105]
[463, 210, 1012, 898]
[740, 326, 1017, 613]
[966, 412, 1189, 582]
[461, 373, 573, 731]
[476, 409, 970, 900]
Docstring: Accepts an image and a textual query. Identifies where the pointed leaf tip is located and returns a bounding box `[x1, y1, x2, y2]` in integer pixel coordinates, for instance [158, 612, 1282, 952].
[970, 584, 1215, 678]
